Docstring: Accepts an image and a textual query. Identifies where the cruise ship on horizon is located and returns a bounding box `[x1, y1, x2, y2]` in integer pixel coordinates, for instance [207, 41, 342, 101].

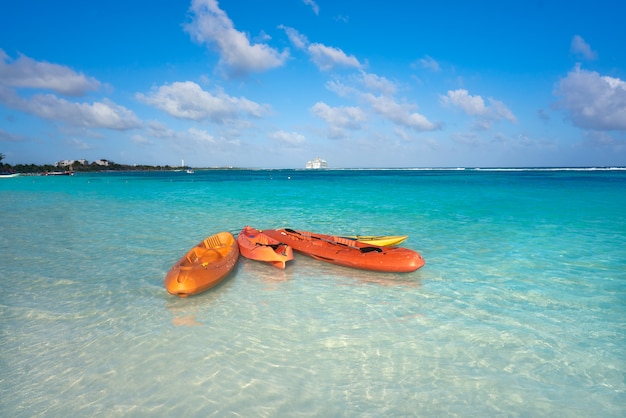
[306, 157, 328, 169]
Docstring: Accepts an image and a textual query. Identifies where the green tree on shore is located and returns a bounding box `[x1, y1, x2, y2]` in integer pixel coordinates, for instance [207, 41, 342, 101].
[0, 153, 202, 173]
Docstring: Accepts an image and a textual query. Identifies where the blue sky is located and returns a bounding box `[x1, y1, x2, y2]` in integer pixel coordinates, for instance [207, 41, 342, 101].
[1, 0, 625, 168]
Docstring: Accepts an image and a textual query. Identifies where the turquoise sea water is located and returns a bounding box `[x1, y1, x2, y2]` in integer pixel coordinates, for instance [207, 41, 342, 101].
[1, 168, 625, 417]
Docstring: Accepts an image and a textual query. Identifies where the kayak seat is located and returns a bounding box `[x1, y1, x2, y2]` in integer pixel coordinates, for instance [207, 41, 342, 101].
[199, 248, 223, 264]
[186, 248, 201, 263]
[204, 236, 223, 249]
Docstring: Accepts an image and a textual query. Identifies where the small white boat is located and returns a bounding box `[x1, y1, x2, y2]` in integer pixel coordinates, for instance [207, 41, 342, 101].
[182, 159, 194, 173]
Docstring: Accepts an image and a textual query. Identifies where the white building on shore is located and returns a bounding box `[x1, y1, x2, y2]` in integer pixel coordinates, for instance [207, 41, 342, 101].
[56, 159, 87, 167]
[55, 159, 110, 167]
[306, 157, 328, 169]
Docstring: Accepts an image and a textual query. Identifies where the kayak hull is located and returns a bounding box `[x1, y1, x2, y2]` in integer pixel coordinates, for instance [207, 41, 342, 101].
[237, 226, 294, 269]
[165, 231, 239, 297]
[262, 228, 424, 273]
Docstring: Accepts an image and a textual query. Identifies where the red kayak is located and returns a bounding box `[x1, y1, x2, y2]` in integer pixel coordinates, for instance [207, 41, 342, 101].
[237, 226, 294, 269]
[261, 228, 425, 273]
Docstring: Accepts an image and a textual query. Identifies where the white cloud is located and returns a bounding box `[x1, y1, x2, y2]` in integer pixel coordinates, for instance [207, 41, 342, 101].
[440, 89, 517, 128]
[0, 50, 139, 131]
[393, 127, 412, 141]
[269, 130, 306, 146]
[570, 35, 597, 60]
[357, 71, 397, 96]
[311, 102, 367, 138]
[278, 25, 309, 50]
[312, 102, 366, 128]
[279, 26, 362, 72]
[364, 93, 438, 131]
[0, 49, 100, 96]
[441, 89, 487, 115]
[308, 43, 362, 71]
[0, 87, 141, 130]
[146, 121, 177, 139]
[324, 73, 438, 133]
[417, 55, 441, 72]
[325, 80, 358, 98]
[489, 99, 517, 122]
[187, 127, 217, 143]
[185, 0, 289, 77]
[137, 81, 271, 122]
[252, 30, 272, 43]
[35, 96, 141, 130]
[555, 66, 626, 131]
[140, 124, 240, 152]
[303, 0, 319, 15]
[472, 119, 493, 131]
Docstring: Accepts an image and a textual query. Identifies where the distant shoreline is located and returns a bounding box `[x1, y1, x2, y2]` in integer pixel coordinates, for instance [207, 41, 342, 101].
[2, 156, 626, 175]
[5, 166, 626, 175]
[0, 162, 246, 175]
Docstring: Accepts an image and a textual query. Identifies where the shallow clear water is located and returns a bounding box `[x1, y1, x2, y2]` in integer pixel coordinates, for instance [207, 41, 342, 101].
[1, 169, 625, 417]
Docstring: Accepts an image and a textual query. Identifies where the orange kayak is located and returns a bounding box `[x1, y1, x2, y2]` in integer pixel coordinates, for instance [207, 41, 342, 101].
[261, 228, 425, 273]
[164, 231, 239, 297]
[237, 226, 294, 269]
